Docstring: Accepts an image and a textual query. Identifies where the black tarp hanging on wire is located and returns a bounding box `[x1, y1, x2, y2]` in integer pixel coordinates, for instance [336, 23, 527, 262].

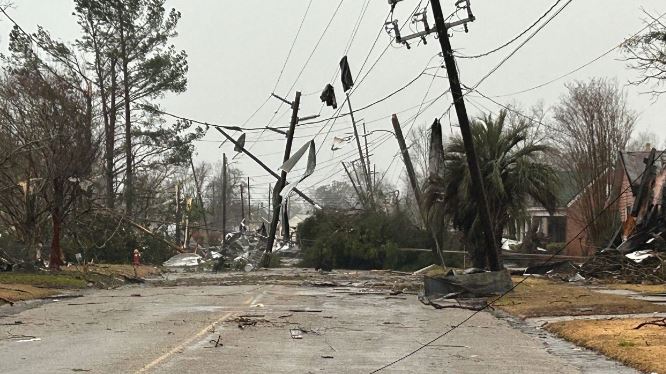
[340, 56, 354, 92]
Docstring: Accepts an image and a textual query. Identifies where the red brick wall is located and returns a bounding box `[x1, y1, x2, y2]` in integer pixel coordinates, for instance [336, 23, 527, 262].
[564, 200, 591, 257]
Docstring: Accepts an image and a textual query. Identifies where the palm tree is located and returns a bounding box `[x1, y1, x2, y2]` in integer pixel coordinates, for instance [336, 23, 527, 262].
[424, 110, 558, 269]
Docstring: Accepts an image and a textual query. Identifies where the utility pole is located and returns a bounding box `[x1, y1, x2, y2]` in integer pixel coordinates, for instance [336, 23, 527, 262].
[392, 114, 445, 266]
[342, 162, 365, 206]
[175, 182, 182, 247]
[282, 200, 290, 243]
[190, 156, 209, 248]
[386, 0, 500, 270]
[247, 177, 251, 223]
[240, 183, 245, 220]
[351, 160, 366, 204]
[268, 183, 272, 222]
[362, 122, 372, 195]
[346, 93, 373, 206]
[222, 153, 227, 243]
[392, 114, 422, 207]
[265, 91, 301, 262]
[429, 0, 501, 270]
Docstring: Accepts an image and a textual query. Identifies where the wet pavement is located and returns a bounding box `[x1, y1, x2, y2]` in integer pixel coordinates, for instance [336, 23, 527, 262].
[0, 269, 640, 373]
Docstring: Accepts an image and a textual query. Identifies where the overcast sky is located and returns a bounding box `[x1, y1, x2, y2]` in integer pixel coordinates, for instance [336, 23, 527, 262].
[1, 0, 665, 210]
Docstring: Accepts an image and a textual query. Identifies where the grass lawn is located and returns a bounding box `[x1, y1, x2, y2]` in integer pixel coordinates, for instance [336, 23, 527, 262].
[493, 276, 666, 318]
[0, 272, 87, 289]
[0, 264, 161, 305]
[546, 318, 666, 374]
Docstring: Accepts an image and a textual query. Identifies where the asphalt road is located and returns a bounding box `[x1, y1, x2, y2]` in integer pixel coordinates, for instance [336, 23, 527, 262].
[0, 272, 638, 373]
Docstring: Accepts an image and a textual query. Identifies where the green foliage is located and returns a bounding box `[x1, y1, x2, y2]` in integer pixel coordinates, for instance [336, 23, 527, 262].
[297, 209, 436, 271]
[425, 110, 558, 267]
[62, 213, 174, 265]
[546, 242, 566, 252]
[0, 273, 87, 288]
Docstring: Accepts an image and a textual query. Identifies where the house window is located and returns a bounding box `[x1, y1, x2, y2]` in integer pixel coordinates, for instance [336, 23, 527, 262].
[547, 216, 567, 243]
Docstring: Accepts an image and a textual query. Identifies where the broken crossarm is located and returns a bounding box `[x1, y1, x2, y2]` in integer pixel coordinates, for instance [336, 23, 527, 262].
[214, 128, 320, 208]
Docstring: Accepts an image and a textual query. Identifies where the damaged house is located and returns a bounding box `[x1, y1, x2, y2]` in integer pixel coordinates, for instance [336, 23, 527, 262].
[518, 149, 666, 258]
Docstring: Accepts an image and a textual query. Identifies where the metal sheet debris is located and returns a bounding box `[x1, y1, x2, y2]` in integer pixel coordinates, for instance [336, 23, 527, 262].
[423, 269, 513, 298]
[162, 253, 203, 267]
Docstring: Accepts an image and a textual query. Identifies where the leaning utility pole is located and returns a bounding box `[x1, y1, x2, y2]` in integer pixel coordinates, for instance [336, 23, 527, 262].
[265, 92, 301, 260]
[341, 56, 373, 206]
[392, 114, 421, 207]
[392, 114, 445, 266]
[430, 0, 501, 270]
[342, 161, 366, 207]
[346, 94, 373, 205]
[362, 122, 372, 194]
[222, 153, 227, 243]
[386, 0, 501, 270]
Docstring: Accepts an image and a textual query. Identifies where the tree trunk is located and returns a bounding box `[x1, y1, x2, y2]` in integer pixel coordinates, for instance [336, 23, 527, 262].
[49, 181, 64, 271]
[106, 59, 118, 209]
[118, 3, 133, 216]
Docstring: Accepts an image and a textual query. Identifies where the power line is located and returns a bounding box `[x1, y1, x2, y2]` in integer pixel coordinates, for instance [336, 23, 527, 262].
[491, 11, 666, 98]
[468, 0, 575, 93]
[456, 0, 564, 59]
[272, 0, 313, 94]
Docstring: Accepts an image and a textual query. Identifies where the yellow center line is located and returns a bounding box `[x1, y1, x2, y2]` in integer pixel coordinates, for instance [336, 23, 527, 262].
[135, 288, 265, 374]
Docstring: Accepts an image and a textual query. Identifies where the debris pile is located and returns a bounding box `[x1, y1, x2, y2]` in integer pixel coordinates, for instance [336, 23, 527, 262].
[162, 225, 295, 272]
[580, 249, 664, 283]
[577, 149, 666, 283]
[216, 232, 268, 272]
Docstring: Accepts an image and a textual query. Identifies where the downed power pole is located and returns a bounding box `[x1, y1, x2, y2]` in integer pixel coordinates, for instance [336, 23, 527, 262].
[392, 114, 445, 266]
[265, 92, 301, 259]
[212, 127, 319, 208]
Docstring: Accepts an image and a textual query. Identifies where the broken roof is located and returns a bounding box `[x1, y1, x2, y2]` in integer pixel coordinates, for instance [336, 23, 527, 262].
[619, 151, 666, 193]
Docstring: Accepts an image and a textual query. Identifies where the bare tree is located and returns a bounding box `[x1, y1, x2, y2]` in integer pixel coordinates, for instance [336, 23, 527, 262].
[623, 12, 666, 96]
[552, 78, 636, 253]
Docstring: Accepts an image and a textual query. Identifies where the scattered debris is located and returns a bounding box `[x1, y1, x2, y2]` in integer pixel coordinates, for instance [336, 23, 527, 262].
[16, 337, 41, 343]
[237, 317, 258, 329]
[208, 335, 223, 347]
[413, 264, 438, 275]
[289, 329, 303, 339]
[0, 321, 22, 326]
[419, 294, 491, 311]
[634, 318, 666, 330]
[423, 269, 513, 298]
[163, 253, 203, 268]
[580, 249, 664, 283]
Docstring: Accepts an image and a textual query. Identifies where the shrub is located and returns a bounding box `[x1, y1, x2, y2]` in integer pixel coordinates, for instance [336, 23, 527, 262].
[297, 209, 437, 271]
